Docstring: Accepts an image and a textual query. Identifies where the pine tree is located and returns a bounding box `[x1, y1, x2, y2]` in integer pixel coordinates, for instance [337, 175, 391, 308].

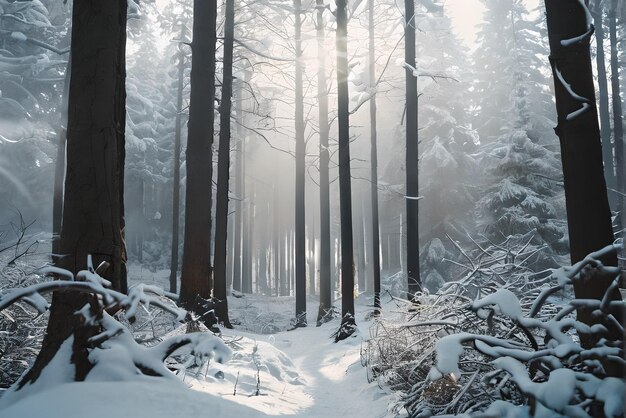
[474, 0, 567, 266]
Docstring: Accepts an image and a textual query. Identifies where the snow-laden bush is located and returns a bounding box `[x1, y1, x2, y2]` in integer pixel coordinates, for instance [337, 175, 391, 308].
[0, 256, 232, 406]
[366, 243, 624, 417]
[0, 218, 49, 389]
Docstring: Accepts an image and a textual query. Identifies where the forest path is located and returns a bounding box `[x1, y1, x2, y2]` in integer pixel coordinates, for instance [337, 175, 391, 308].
[187, 298, 393, 417]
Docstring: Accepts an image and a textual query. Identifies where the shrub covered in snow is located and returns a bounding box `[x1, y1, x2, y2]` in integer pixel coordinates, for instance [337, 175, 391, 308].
[0, 256, 232, 406]
[366, 244, 624, 417]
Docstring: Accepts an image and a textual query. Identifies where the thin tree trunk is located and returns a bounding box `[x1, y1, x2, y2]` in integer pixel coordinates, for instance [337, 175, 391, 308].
[355, 190, 366, 293]
[293, 0, 307, 327]
[169, 39, 185, 294]
[242, 177, 254, 293]
[543, 0, 622, 359]
[316, 0, 332, 325]
[335, 0, 356, 341]
[233, 78, 243, 293]
[180, 0, 217, 310]
[369, 0, 381, 311]
[20, 0, 128, 387]
[52, 56, 71, 261]
[609, 0, 624, 230]
[405, 0, 420, 300]
[213, 0, 235, 328]
[592, 1, 616, 203]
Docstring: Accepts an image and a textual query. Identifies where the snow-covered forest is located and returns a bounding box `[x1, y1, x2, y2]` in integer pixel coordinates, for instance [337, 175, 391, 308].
[0, 0, 624, 416]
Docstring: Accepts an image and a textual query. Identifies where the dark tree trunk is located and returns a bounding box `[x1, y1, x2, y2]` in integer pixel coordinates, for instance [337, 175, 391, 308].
[369, 0, 381, 311]
[180, 0, 217, 309]
[316, 0, 332, 325]
[592, 1, 616, 203]
[169, 39, 185, 294]
[609, 0, 624, 229]
[233, 78, 243, 293]
[405, 0, 420, 299]
[213, 0, 235, 329]
[52, 56, 71, 261]
[20, 0, 128, 387]
[294, 0, 307, 327]
[335, 0, 356, 341]
[543, 0, 622, 354]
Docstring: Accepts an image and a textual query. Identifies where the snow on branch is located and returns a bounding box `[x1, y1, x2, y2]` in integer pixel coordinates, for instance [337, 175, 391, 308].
[365, 239, 625, 417]
[554, 66, 591, 121]
[426, 244, 625, 417]
[0, 256, 232, 393]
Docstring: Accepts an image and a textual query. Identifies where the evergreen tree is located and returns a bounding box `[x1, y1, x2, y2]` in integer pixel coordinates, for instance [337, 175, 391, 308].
[474, 0, 567, 266]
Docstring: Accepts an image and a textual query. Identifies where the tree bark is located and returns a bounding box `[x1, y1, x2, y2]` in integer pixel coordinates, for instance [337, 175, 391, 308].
[609, 0, 624, 230]
[233, 77, 243, 293]
[543, 0, 621, 353]
[592, 1, 616, 204]
[180, 0, 217, 309]
[169, 37, 185, 295]
[335, 0, 356, 340]
[20, 0, 128, 387]
[213, 0, 235, 328]
[369, 0, 381, 311]
[52, 56, 71, 262]
[316, 0, 332, 325]
[294, 0, 307, 327]
[405, 0, 420, 299]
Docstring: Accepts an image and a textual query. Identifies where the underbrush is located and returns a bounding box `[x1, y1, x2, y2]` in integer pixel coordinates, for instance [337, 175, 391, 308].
[365, 239, 625, 418]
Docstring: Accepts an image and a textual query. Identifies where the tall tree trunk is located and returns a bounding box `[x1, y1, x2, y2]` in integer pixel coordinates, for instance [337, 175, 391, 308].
[233, 78, 243, 293]
[19, 0, 128, 387]
[213, 0, 235, 328]
[52, 56, 71, 261]
[293, 0, 307, 327]
[543, 0, 622, 356]
[169, 40, 185, 294]
[355, 191, 366, 293]
[609, 0, 624, 230]
[368, 0, 381, 311]
[335, 0, 356, 341]
[405, 0, 420, 299]
[242, 176, 254, 293]
[316, 0, 332, 325]
[592, 1, 616, 203]
[180, 0, 217, 309]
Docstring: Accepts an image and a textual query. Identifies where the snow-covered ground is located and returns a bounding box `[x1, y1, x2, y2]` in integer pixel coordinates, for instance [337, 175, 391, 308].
[1, 264, 397, 417]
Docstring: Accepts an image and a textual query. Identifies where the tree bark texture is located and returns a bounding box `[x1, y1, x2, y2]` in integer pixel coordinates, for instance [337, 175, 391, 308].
[180, 0, 217, 308]
[336, 0, 355, 323]
[169, 38, 185, 294]
[316, 0, 332, 325]
[213, 0, 235, 328]
[369, 0, 381, 311]
[22, 0, 128, 387]
[294, 0, 307, 327]
[405, 0, 420, 299]
[543, 0, 622, 351]
[591, 1, 616, 203]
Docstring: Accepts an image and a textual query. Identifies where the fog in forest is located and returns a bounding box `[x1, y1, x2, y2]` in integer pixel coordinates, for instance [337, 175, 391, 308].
[0, 0, 624, 416]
